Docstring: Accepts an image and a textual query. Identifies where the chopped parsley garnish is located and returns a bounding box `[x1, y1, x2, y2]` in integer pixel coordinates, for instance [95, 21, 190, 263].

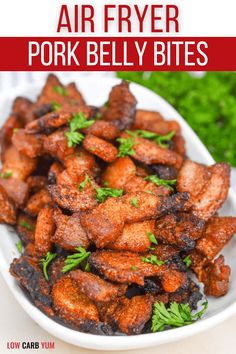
[130, 197, 139, 208]
[0, 170, 12, 179]
[96, 187, 123, 203]
[103, 181, 109, 187]
[53, 85, 67, 96]
[145, 175, 177, 192]
[79, 174, 93, 192]
[127, 129, 175, 149]
[131, 266, 138, 271]
[62, 247, 91, 273]
[141, 255, 165, 266]
[183, 255, 192, 268]
[51, 101, 62, 111]
[85, 262, 91, 272]
[65, 112, 95, 147]
[40, 252, 57, 281]
[147, 232, 158, 245]
[117, 137, 136, 157]
[15, 240, 23, 254]
[19, 220, 35, 231]
[152, 301, 208, 332]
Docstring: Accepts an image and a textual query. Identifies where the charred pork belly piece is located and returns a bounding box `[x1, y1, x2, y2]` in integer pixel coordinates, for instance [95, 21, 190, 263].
[108, 220, 155, 253]
[123, 176, 171, 197]
[83, 135, 118, 163]
[132, 109, 181, 135]
[102, 157, 136, 189]
[120, 133, 183, 169]
[177, 160, 230, 220]
[155, 212, 205, 251]
[25, 188, 52, 217]
[16, 213, 35, 244]
[148, 164, 177, 181]
[0, 176, 29, 207]
[52, 209, 89, 251]
[102, 81, 137, 130]
[34, 207, 55, 257]
[0, 113, 22, 158]
[43, 128, 75, 161]
[196, 216, 236, 260]
[12, 129, 44, 158]
[26, 176, 47, 193]
[150, 244, 180, 262]
[10, 255, 53, 316]
[82, 120, 120, 141]
[48, 257, 65, 285]
[89, 250, 187, 292]
[48, 162, 63, 184]
[12, 97, 35, 125]
[52, 276, 99, 331]
[105, 295, 153, 335]
[70, 269, 127, 303]
[200, 255, 231, 297]
[0, 185, 16, 224]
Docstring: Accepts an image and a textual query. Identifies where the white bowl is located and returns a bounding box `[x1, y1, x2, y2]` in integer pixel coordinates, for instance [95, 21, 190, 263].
[0, 77, 236, 351]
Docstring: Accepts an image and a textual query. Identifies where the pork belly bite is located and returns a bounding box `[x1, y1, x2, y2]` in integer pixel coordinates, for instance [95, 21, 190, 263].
[25, 188, 52, 217]
[0, 185, 16, 224]
[0, 176, 29, 207]
[82, 120, 120, 141]
[105, 295, 153, 335]
[102, 157, 136, 189]
[64, 149, 98, 177]
[102, 81, 137, 130]
[52, 277, 99, 331]
[123, 176, 171, 197]
[70, 270, 127, 303]
[109, 220, 155, 252]
[89, 250, 187, 292]
[155, 212, 205, 251]
[196, 216, 236, 260]
[52, 210, 89, 251]
[177, 160, 230, 220]
[43, 128, 75, 161]
[34, 207, 55, 256]
[16, 213, 35, 244]
[200, 255, 231, 297]
[10, 256, 53, 316]
[83, 135, 118, 163]
[12, 129, 44, 158]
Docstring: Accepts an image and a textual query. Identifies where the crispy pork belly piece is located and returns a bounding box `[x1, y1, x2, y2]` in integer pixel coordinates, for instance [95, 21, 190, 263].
[89, 250, 187, 292]
[48, 257, 65, 285]
[10, 256, 53, 316]
[105, 295, 153, 335]
[26, 176, 47, 193]
[82, 120, 120, 141]
[64, 149, 98, 177]
[123, 176, 171, 197]
[196, 216, 236, 260]
[48, 162, 63, 184]
[102, 81, 137, 130]
[0, 185, 16, 224]
[25, 105, 93, 134]
[102, 157, 136, 189]
[16, 214, 35, 244]
[200, 255, 231, 297]
[2, 145, 37, 181]
[0, 113, 22, 155]
[37, 74, 85, 106]
[34, 207, 55, 256]
[151, 244, 180, 262]
[70, 270, 127, 303]
[52, 277, 99, 331]
[52, 210, 89, 250]
[149, 164, 177, 180]
[172, 134, 186, 156]
[109, 220, 155, 252]
[0, 177, 29, 207]
[25, 188, 52, 217]
[81, 192, 189, 248]
[188, 250, 209, 279]
[177, 160, 230, 220]
[43, 128, 75, 161]
[155, 213, 205, 251]
[12, 129, 44, 158]
[49, 182, 97, 212]
[12, 97, 35, 124]
[83, 135, 118, 163]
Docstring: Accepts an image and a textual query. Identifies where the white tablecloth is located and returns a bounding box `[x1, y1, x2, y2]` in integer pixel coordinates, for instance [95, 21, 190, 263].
[0, 72, 235, 354]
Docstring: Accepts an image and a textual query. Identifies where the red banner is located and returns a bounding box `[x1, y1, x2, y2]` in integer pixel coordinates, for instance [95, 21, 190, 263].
[0, 37, 235, 71]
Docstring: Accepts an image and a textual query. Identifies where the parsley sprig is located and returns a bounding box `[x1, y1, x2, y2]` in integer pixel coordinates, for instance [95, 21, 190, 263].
[19, 220, 35, 231]
[65, 112, 95, 147]
[15, 240, 23, 254]
[0, 170, 12, 179]
[145, 175, 177, 192]
[130, 197, 139, 208]
[79, 174, 93, 192]
[152, 301, 208, 332]
[147, 232, 158, 245]
[41, 252, 57, 281]
[117, 137, 136, 157]
[53, 85, 67, 96]
[141, 255, 165, 266]
[127, 129, 175, 148]
[62, 247, 91, 273]
[183, 255, 192, 268]
[96, 187, 123, 203]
